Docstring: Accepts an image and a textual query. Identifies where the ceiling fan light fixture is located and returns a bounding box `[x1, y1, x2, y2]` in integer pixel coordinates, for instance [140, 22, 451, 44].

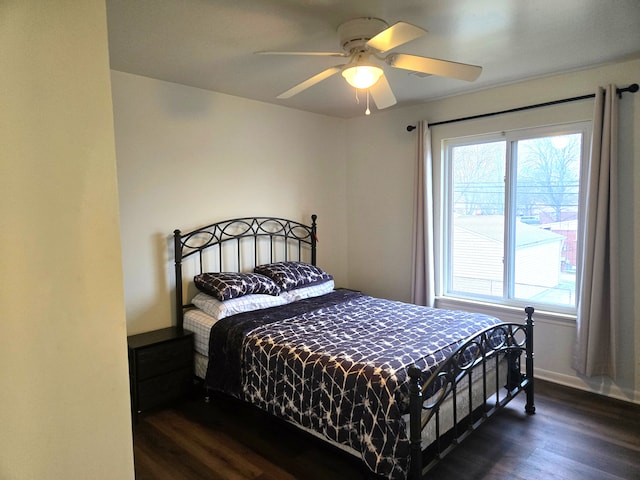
[342, 64, 383, 89]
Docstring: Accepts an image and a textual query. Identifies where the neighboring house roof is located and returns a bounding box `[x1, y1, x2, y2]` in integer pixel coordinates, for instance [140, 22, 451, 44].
[540, 219, 578, 231]
[455, 215, 565, 247]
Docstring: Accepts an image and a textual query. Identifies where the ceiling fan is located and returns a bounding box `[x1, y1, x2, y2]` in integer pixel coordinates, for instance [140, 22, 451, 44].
[258, 17, 482, 114]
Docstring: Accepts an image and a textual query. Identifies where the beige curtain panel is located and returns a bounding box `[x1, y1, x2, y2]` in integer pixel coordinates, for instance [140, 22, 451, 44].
[573, 85, 620, 378]
[411, 121, 435, 307]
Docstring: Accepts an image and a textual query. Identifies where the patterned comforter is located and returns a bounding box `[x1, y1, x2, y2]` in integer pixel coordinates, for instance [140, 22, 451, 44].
[204, 290, 503, 479]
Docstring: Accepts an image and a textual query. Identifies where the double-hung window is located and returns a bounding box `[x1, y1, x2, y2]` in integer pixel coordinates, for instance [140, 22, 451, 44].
[442, 122, 590, 314]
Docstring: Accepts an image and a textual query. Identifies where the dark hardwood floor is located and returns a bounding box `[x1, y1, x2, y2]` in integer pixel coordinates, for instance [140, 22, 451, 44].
[133, 380, 640, 480]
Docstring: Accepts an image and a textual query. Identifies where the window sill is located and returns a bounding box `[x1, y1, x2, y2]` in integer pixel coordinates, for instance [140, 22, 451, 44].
[434, 296, 577, 326]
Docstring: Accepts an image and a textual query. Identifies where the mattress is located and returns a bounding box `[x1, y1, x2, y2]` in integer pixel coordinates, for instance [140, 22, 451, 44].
[184, 308, 218, 358]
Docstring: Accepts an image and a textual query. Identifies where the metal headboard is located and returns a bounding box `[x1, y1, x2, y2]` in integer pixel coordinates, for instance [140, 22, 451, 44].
[173, 215, 317, 330]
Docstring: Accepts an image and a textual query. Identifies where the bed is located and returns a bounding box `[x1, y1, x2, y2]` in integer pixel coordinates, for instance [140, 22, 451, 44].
[173, 215, 535, 480]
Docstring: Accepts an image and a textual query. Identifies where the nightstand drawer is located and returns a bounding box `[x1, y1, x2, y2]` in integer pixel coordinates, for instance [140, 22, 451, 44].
[136, 337, 192, 380]
[137, 366, 192, 411]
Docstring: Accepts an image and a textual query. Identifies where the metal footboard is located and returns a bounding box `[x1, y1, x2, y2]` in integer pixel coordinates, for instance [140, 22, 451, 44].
[408, 306, 535, 479]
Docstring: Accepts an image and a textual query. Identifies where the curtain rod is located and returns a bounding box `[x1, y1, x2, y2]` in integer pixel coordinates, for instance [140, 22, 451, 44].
[406, 83, 639, 132]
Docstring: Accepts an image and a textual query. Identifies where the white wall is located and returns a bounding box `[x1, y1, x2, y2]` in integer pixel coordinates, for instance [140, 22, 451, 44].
[346, 59, 640, 402]
[113, 59, 639, 403]
[0, 2, 135, 479]
[111, 71, 348, 335]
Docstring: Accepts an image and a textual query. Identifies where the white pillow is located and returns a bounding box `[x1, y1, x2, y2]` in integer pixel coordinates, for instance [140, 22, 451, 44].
[192, 292, 288, 320]
[280, 279, 335, 302]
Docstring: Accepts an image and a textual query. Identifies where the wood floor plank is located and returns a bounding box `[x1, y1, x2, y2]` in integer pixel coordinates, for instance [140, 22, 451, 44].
[516, 447, 628, 480]
[133, 380, 640, 479]
[144, 409, 296, 480]
[134, 420, 215, 480]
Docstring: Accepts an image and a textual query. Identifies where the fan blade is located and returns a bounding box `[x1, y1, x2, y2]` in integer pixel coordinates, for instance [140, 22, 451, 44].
[387, 53, 482, 81]
[367, 21, 426, 53]
[276, 66, 343, 99]
[256, 51, 348, 57]
[369, 74, 397, 109]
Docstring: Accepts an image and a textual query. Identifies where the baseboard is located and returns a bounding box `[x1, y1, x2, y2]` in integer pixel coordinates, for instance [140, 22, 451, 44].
[535, 368, 640, 405]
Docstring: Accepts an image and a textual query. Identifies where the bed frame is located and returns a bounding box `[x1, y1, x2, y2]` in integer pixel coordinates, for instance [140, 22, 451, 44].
[173, 215, 535, 480]
[407, 308, 535, 478]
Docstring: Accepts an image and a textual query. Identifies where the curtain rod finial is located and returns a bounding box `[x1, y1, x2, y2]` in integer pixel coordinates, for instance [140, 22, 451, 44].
[617, 83, 639, 98]
[407, 125, 416, 132]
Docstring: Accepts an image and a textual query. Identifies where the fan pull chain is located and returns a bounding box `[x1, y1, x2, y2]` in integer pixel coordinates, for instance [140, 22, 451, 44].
[365, 89, 371, 115]
[353, 88, 372, 116]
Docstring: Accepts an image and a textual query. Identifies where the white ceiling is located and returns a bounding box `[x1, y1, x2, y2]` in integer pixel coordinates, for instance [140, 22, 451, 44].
[106, 0, 640, 118]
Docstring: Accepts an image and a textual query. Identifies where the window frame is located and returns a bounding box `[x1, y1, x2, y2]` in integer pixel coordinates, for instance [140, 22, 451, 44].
[440, 121, 591, 315]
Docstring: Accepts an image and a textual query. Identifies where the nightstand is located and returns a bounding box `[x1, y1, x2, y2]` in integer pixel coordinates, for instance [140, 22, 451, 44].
[127, 326, 194, 420]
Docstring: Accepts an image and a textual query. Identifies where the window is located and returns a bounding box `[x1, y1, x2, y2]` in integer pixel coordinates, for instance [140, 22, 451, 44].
[443, 123, 590, 313]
